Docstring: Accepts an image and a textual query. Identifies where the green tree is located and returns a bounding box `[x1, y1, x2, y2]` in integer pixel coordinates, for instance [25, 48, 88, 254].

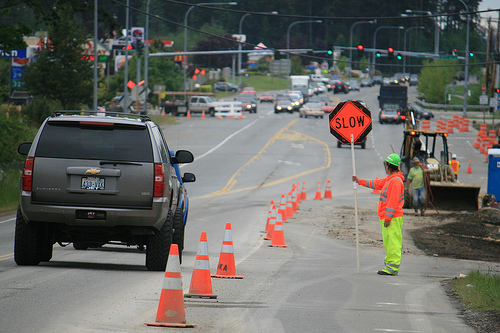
[0, 3, 31, 52]
[22, 4, 92, 109]
[418, 59, 459, 104]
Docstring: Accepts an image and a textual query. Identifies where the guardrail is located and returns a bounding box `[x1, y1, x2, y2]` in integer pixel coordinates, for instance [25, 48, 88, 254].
[415, 99, 490, 111]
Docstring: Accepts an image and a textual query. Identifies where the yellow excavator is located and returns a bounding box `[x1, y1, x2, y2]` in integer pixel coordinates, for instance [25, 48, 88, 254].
[399, 108, 481, 211]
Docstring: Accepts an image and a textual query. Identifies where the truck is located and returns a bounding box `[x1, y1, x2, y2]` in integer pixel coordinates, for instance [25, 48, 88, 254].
[378, 85, 408, 111]
[162, 93, 235, 117]
[290, 75, 310, 101]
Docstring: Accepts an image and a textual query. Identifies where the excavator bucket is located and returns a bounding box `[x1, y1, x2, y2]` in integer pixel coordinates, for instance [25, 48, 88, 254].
[428, 181, 481, 211]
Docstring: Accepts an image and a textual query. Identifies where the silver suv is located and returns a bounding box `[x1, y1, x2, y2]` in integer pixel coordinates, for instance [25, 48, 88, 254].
[15, 112, 194, 271]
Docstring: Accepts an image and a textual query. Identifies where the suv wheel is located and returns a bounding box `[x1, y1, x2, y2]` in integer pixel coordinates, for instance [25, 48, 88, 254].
[14, 206, 42, 266]
[209, 108, 215, 117]
[146, 210, 174, 271]
[172, 207, 185, 264]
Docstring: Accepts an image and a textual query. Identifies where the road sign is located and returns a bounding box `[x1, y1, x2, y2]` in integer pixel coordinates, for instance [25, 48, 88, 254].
[480, 94, 489, 105]
[482, 85, 486, 92]
[329, 101, 372, 144]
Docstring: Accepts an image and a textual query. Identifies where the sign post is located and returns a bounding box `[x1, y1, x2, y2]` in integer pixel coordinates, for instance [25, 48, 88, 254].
[329, 101, 372, 273]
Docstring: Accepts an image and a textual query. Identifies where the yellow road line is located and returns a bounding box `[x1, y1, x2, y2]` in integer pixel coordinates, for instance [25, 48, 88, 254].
[0, 253, 14, 261]
[198, 119, 331, 198]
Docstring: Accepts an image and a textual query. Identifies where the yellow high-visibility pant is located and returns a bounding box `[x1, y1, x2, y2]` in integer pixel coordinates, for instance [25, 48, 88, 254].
[379, 216, 403, 275]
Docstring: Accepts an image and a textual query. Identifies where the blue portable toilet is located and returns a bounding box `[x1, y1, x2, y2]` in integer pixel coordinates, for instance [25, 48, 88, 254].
[488, 148, 500, 200]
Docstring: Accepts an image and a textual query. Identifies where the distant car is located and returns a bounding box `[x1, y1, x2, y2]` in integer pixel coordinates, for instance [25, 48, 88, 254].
[360, 79, 372, 87]
[409, 74, 419, 86]
[408, 103, 434, 120]
[382, 77, 391, 85]
[379, 109, 403, 124]
[242, 87, 256, 93]
[259, 92, 274, 103]
[372, 75, 383, 85]
[321, 101, 335, 113]
[287, 92, 303, 110]
[337, 137, 366, 149]
[330, 80, 349, 94]
[214, 81, 240, 92]
[274, 98, 294, 113]
[236, 96, 257, 113]
[349, 80, 360, 91]
[389, 77, 399, 85]
[299, 102, 324, 118]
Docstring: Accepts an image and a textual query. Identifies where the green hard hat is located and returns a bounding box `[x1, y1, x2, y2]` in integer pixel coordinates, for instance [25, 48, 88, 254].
[385, 153, 401, 167]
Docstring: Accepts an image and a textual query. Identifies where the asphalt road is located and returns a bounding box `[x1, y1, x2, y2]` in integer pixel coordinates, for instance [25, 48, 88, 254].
[0, 86, 492, 332]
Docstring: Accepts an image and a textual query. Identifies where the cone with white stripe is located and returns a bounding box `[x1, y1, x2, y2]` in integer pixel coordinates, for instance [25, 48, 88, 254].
[264, 207, 278, 240]
[145, 244, 196, 328]
[268, 221, 287, 247]
[301, 181, 307, 200]
[261, 200, 275, 233]
[285, 191, 295, 219]
[278, 193, 288, 222]
[324, 180, 333, 199]
[185, 232, 217, 299]
[314, 181, 322, 200]
[212, 223, 244, 279]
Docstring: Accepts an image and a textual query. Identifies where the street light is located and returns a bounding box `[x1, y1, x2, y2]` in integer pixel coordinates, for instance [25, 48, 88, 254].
[238, 11, 278, 86]
[183, 2, 237, 93]
[286, 20, 322, 59]
[404, 10, 440, 56]
[349, 20, 375, 77]
[458, 0, 470, 118]
[372, 26, 404, 74]
[403, 26, 424, 74]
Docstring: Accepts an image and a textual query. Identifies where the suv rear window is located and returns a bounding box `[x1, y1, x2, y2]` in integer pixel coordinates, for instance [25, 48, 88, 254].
[35, 121, 153, 162]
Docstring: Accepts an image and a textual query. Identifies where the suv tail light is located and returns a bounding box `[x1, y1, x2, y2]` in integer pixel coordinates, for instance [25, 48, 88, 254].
[22, 157, 34, 191]
[154, 163, 165, 197]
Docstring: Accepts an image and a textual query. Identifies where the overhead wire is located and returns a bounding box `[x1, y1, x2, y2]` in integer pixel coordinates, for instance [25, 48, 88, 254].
[109, 0, 499, 68]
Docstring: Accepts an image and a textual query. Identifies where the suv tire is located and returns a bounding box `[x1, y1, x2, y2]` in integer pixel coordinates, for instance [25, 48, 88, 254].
[14, 206, 42, 266]
[172, 207, 185, 264]
[146, 210, 174, 271]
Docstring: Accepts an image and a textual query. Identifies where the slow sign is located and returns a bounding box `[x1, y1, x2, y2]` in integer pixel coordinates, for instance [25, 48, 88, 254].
[329, 101, 372, 144]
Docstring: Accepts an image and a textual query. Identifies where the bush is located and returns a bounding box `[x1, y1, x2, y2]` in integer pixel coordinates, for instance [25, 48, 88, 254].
[200, 85, 213, 93]
[22, 97, 62, 125]
[0, 114, 38, 165]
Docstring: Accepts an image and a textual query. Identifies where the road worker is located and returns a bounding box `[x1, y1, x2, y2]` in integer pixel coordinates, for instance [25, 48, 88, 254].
[407, 157, 429, 216]
[449, 154, 460, 180]
[352, 153, 405, 276]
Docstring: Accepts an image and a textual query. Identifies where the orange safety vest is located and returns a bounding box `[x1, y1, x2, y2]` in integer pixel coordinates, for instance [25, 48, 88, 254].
[449, 160, 460, 175]
[359, 172, 405, 221]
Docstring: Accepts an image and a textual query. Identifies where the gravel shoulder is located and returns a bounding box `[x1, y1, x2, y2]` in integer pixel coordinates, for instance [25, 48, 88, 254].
[296, 200, 500, 332]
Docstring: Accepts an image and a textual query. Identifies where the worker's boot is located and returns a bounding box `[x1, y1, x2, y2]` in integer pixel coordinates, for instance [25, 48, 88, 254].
[414, 208, 419, 216]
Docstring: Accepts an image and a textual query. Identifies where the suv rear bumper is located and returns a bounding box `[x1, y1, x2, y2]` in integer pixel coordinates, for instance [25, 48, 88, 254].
[20, 193, 169, 231]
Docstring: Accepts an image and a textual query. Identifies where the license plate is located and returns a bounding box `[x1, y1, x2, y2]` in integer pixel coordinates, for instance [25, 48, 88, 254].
[81, 177, 105, 190]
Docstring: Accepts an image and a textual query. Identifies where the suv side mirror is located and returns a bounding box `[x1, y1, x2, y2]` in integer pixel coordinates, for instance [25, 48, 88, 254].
[173, 150, 194, 164]
[182, 172, 196, 183]
[18, 142, 32, 155]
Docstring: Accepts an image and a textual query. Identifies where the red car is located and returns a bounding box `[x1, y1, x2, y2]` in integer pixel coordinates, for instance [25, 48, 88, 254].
[259, 92, 274, 103]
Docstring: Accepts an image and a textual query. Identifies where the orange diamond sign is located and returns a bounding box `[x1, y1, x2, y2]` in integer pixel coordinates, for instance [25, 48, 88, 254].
[329, 101, 372, 144]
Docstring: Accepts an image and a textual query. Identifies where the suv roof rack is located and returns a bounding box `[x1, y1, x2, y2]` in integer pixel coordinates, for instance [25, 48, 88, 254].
[50, 111, 151, 122]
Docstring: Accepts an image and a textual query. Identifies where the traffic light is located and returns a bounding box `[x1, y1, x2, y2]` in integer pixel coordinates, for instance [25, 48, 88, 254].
[327, 44, 333, 56]
[357, 44, 364, 57]
[396, 53, 402, 60]
[388, 47, 394, 59]
[496, 88, 500, 94]
[275, 50, 281, 60]
[376, 51, 381, 58]
[469, 52, 474, 57]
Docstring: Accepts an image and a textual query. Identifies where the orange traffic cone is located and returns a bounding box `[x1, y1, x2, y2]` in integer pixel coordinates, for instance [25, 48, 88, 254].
[268, 221, 288, 247]
[291, 190, 298, 213]
[212, 223, 244, 279]
[295, 182, 302, 204]
[324, 180, 333, 199]
[301, 181, 307, 200]
[314, 181, 322, 200]
[227, 114, 231, 119]
[261, 201, 275, 233]
[145, 244, 196, 328]
[161, 108, 165, 116]
[278, 193, 288, 222]
[201, 110, 206, 118]
[286, 191, 295, 219]
[185, 232, 217, 299]
[264, 209, 277, 240]
[239, 113, 243, 119]
[186, 110, 191, 118]
[467, 160, 472, 174]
